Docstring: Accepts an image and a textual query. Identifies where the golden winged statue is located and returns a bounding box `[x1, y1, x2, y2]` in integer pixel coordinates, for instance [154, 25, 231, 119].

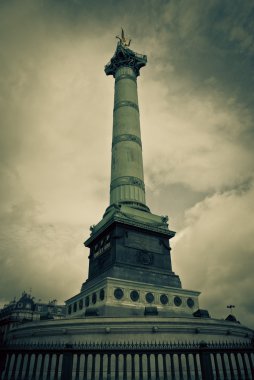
[116, 28, 131, 47]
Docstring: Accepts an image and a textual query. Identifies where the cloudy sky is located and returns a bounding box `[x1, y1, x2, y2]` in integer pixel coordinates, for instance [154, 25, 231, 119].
[0, 0, 253, 328]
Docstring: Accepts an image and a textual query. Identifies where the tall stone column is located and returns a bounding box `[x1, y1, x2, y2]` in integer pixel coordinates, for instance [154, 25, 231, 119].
[105, 43, 149, 212]
[82, 39, 182, 293]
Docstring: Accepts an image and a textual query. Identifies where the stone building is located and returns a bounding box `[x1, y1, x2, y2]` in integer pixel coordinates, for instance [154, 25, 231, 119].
[0, 292, 66, 344]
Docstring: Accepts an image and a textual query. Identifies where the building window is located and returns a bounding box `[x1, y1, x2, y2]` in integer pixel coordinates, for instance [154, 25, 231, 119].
[73, 302, 77, 312]
[187, 298, 194, 308]
[99, 289, 105, 301]
[114, 288, 124, 300]
[145, 292, 154, 304]
[130, 290, 139, 302]
[68, 305, 72, 315]
[92, 293, 97, 304]
[160, 294, 168, 305]
[174, 296, 182, 307]
[79, 299, 83, 309]
[85, 296, 89, 307]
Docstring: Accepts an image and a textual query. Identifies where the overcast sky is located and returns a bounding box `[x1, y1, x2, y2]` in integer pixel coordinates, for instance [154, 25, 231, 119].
[0, 0, 253, 329]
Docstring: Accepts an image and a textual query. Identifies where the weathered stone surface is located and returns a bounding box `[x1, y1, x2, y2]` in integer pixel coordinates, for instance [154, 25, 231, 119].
[69, 277, 198, 319]
[81, 45, 183, 314]
[8, 314, 253, 345]
[85, 215, 181, 290]
[110, 65, 147, 210]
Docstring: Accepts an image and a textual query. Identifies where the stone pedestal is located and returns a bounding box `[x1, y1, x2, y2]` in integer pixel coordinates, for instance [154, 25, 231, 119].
[85, 205, 181, 287]
[67, 277, 199, 318]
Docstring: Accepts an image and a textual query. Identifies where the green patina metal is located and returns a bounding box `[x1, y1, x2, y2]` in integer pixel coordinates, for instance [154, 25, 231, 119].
[83, 35, 181, 290]
[105, 43, 148, 212]
[112, 134, 142, 149]
[110, 176, 145, 192]
[114, 100, 139, 112]
[105, 43, 147, 77]
[115, 73, 137, 84]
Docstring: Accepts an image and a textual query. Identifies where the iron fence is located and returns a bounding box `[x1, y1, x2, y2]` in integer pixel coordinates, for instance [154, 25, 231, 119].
[0, 341, 253, 380]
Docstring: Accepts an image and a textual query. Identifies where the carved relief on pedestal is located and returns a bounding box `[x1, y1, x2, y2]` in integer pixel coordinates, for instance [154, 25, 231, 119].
[136, 251, 154, 266]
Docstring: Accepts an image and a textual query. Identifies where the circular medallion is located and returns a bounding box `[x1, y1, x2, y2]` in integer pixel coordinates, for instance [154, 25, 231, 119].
[174, 296, 182, 307]
[79, 299, 83, 309]
[114, 288, 124, 300]
[145, 292, 154, 303]
[99, 289, 105, 301]
[130, 290, 139, 302]
[187, 298, 194, 308]
[160, 294, 168, 305]
[140, 252, 152, 265]
[85, 296, 89, 307]
[92, 293, 97, 304]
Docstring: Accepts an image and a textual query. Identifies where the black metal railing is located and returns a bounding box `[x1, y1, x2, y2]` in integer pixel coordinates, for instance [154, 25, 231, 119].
[0, 341, 253, 380]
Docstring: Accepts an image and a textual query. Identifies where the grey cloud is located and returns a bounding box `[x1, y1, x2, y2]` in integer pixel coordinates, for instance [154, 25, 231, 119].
[142, 78, 253, 195]
[0, 200, 87, 304]
[146, 184, 209, 232]
[172, 185, 254, 328]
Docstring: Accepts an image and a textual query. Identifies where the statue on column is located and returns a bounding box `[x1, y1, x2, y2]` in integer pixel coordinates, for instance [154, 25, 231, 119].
[116, 28, 131, 47]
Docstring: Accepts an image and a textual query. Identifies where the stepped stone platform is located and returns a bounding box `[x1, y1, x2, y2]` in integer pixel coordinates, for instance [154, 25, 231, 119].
[7, 314, 253, 346]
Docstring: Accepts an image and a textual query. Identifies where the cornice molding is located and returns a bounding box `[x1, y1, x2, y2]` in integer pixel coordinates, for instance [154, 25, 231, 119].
[114, 100, 139, 112]
[105, 43, 147, 77]
[112, 134, 142, 148]
[110, 176, 145, 191]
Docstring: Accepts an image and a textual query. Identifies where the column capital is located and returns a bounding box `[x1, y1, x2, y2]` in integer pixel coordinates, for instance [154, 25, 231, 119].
[105, 43, 147, 77]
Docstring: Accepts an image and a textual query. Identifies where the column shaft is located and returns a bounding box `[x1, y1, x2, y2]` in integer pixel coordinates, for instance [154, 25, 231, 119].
[110, 66, 146, 210]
